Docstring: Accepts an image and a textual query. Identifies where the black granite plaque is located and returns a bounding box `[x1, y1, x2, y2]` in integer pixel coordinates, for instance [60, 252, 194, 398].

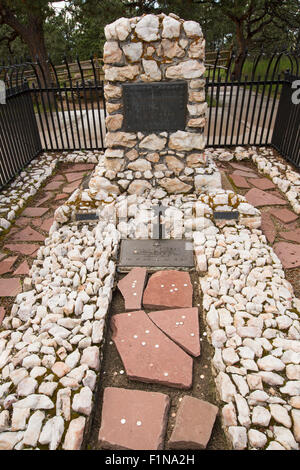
[213, 211, 239, 220]
[122, 81, 188, 132]
[75, 212, 99, 221]
[118, 239, 194, 271]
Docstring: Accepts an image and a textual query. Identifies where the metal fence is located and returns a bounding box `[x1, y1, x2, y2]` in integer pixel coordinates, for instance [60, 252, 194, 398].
[0, 57, 107, 155]
[0, 51, 299, 189]
[271, 73, 300, 169]
[205, 50, 299, 157]
[0, 82, 42, 189]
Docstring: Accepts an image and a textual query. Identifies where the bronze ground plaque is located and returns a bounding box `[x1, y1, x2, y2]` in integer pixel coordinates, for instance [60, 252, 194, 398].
[118, 239, 194, 272]
[122, 81, 188, 132]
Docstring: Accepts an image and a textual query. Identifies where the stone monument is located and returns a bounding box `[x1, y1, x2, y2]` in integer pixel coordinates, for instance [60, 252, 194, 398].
[98, 13, 217, 197]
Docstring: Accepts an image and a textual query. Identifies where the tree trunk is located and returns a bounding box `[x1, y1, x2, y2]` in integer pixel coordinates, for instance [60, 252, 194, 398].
[232, 21, 247, 80]
[25, 14, 53, 88]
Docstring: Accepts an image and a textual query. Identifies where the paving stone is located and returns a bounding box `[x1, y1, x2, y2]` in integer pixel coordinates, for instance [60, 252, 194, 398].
[0, 256, 18, 275]
[0, 307, 5, 325]
[98, 387, 170, 450]
[40, 218, 54, 233]
[274, 242, 300, 269]
[22, 207, 49, 217]
[245, 188, 287, 207]
[67, 163, 94, 172]
[251, 178, 275, 190]
[51, 174, 65, 182]
[64, 182, 81, 193]
[148, 307, 200, 357]
[229, 162, 257, 173]
[35, 193, 53, 207]
[10, 226, 45, 242]
[168, 395, 218, 449]
[261, 212, 276, 244]
[14, 260, 30, 276]
[229, 174, 251, 189]
[279, 228, 300, 243]
[143, 270, 193, 309]
[65, 172, 86, 183]
[269, 208, 298, 224]
[55, 193, 68, 201]
[0, 278, 22, 296]
[117, 267, 147, 310]
[44, 181, 63, 191]
[231, 170, 258, 178]
[4, 244, 40, 256]
[15, 217, 35, 227]
[111, 310, 193, 389]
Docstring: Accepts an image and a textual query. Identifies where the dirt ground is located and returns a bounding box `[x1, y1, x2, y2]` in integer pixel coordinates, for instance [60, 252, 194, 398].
[84, 270, 230, 451]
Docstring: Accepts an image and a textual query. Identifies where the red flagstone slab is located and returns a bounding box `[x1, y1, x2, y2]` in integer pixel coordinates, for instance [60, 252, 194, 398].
[229, 162, 257, 172]
[111, 310, 193, 389]
[168, 396, 218, 450]
[269, 208, 298, 224]
[274, 242, 300, 269]
[40, 218, 54, 233]
[232, 170, 258, 178]
[251, 178, 275, 190]
[268, 190, 286, 200]
[55, 193, 68, 201]
[14, 260, 30, 276]
[65, 172, 86, 183]
[229, 174, 251, 189]
[98, 387, 170, 450]
[51, 174, 65, 182]
[35, 193, 53, 207]
[0, 307, 5, 325]
[245, 188, 287, 207]
[261, 212, 276, 244]
[10, 226, 45, 242]
[44, 181, 63, 191]
[148, 308, 200, 357]
[4, 244, 40, 256]
[67, 163, 95, 172]
[0, 278, 22, 296]
[0, 256, 18, 275]
[22, 207, 49, 217]
[64, 182, 81, 193]
[117, 267, 147, 310]
[143, 271, 193, 309]
[279, 228, 300, 243]
[15, 217, 35, 227]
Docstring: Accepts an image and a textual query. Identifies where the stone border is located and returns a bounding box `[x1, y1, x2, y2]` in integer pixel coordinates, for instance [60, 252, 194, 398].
[209, 146, 300, 214]
[0, 151, 101, 237]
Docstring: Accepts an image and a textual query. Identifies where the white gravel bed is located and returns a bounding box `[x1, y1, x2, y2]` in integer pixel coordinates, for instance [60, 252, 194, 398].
[0, 219, 119, 450]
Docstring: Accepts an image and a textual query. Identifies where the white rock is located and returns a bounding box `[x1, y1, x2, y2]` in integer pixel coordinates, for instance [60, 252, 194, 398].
[17, 377, 38, 397]
[228, 426, 247, 450]
[13, 394, 54, 410]
[39, 416, 65, 450]
[248, 429, 267, 449]
[270, 404, 292, 428]
[72, 387, 93, 416]
[280, 381, 300, 396]
[252, 405, 271, 426]
[257, 355, 285, 372]
[273, 426, 299, 450]
[135, 15, 160, 42]
[216, 372, 236, 403]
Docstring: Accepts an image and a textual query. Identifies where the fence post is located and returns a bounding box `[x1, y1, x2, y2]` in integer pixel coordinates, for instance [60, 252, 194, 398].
[271, 72, 300, 168]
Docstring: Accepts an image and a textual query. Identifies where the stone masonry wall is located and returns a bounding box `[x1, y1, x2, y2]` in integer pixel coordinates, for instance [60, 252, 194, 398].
[101, 13, 208, 196]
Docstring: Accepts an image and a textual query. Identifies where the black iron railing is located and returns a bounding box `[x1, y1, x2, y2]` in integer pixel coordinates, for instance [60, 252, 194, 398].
[0, 51, 299, 190]
[205, 50, 299, 151]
